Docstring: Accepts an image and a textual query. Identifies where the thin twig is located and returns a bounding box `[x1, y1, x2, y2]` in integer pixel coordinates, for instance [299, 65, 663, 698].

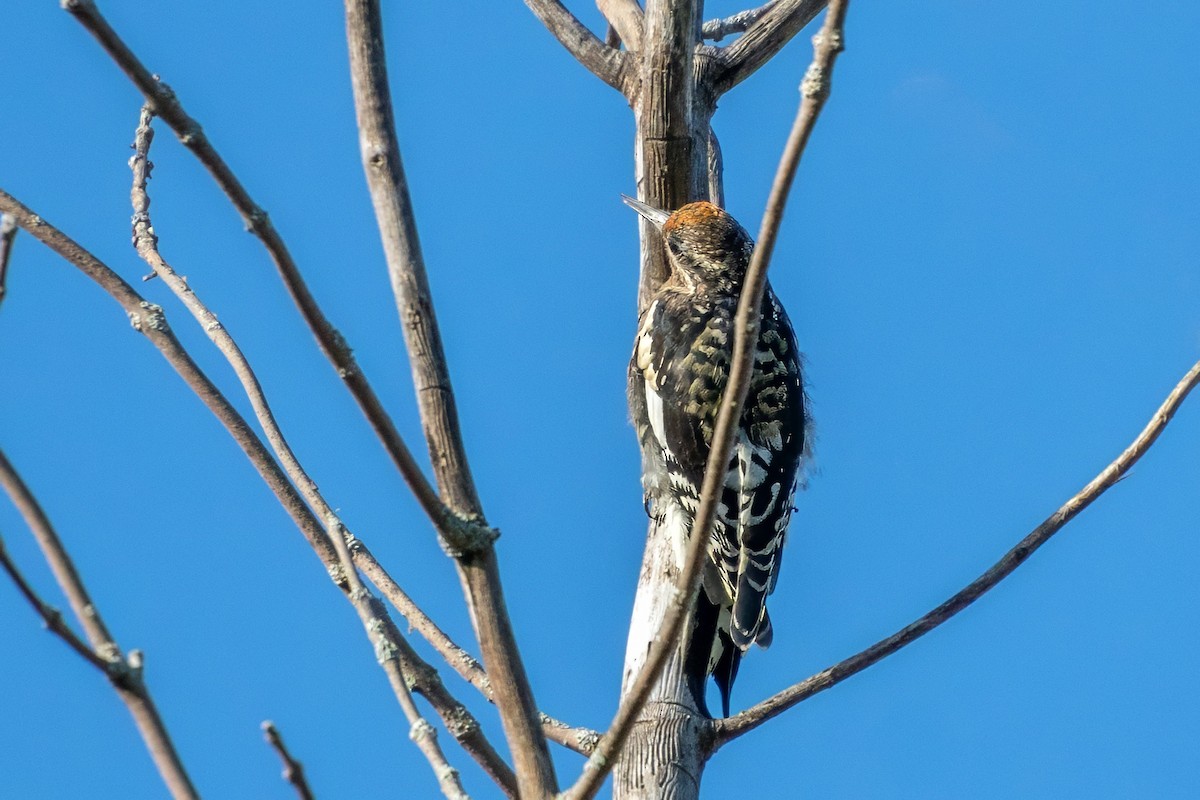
[0, 186, 516, 795]
[342, 4, 558, 795]
[0, 448, 199, 800]
[326, 514, 472, 800]
[0, 212, 16, 309]
[717, 355, 1200, 745]
[713, 0, 827, 95]
[562, 5, 849, 797]
[597, 0, 644, 52]
[523, 0, 632, 92]
[61, 0, 497, 559]
[702, 0, 778, 41]
[0, 527, 111, 674]
[261, 722, 315, 800]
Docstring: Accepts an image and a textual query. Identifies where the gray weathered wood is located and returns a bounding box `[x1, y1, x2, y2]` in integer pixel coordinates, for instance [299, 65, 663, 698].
[617, 3, 710, 799]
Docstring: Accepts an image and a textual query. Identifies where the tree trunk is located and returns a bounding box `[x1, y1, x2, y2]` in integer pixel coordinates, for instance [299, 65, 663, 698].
[616, 516, 715, 799]
[617, 3, 724, 792]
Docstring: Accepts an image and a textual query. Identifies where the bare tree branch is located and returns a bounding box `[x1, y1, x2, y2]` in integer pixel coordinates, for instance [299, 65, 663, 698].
[523, 0, 632, 92]
[66, 2, 597, 768]
[127, 110, 524, 791]
[60, 0, 497, 559]
[717, 355, 1200, 745]
[126, 102, 589, 761]
[261, 722, 315, 800]
[0, 213, 15, 309]
[702, 1, 778, 41]
[0, 448, 199, 800]
[0, 187, 517, 795]
[597, 0, 644, 52]
[327, 515, 472, 800]
[712, 0, 827, 95]
[610, 1, 714, 795]
[566, 5, 850, 797]
[343, 3, 557, 795]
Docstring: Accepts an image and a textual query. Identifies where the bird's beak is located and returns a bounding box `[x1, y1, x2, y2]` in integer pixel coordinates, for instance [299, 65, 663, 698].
[621, 194, 670, 230]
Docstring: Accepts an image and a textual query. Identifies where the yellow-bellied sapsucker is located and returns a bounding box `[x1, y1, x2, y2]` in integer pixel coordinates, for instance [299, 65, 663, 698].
[625, 196, 810, 717]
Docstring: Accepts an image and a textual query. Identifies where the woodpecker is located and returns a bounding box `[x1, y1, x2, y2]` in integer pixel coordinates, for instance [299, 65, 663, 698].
[625, 196, 810, 718]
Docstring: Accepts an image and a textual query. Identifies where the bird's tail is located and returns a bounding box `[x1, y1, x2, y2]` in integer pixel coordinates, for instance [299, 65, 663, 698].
[686, 590, 743, 718]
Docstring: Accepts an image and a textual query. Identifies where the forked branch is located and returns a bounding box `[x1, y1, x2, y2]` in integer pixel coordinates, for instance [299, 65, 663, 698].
[713, 0, 827, 94]
[0, 448, 199, 800]
[717, 355, 1200, 745]
[561, 4, 850, 798]
[524, 0, 632, 91]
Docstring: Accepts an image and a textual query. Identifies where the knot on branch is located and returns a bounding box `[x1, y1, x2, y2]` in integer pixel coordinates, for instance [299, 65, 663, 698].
[574, 727, 601, 755]
[243, 208, 269, 235]
[801, 64, 829, 100]
[39, 605, 65, 632]
[99, 644, 144, 690]
[443, 704, 480, 739]
[128, 301, 168, 334]
[409, 717, 436, 743]
[813, 29, 845, 53]
[366, 617, 399, 665]
[326, 329, 359, 379]
[366, 148, 389, 171]
[150, 76, 177, 103]
[326, 561, 348, 586]
[458, 652, 486, 686]
[130, 212, 158, 249]
[177, 124, 204, 148]
[437, 513, 499, 559]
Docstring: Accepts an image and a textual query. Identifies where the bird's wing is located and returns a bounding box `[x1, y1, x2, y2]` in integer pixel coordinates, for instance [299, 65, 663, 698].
[633, 295, 741, 595]
[729, 288, 808, 650]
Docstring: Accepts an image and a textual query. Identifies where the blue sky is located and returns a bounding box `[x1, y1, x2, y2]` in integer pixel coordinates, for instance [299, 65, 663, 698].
[2, 1, 1198, 797]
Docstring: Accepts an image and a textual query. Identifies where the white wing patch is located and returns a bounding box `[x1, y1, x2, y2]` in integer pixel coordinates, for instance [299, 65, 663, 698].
[644, 376, 667, 456]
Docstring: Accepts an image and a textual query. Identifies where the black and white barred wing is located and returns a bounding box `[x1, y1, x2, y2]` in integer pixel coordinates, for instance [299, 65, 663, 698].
[632, 295, 744, 603]
[728, 289, 808, 648]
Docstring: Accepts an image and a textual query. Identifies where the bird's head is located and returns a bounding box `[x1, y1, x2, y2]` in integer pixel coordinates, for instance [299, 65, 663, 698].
[623, 196, 754, 289]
